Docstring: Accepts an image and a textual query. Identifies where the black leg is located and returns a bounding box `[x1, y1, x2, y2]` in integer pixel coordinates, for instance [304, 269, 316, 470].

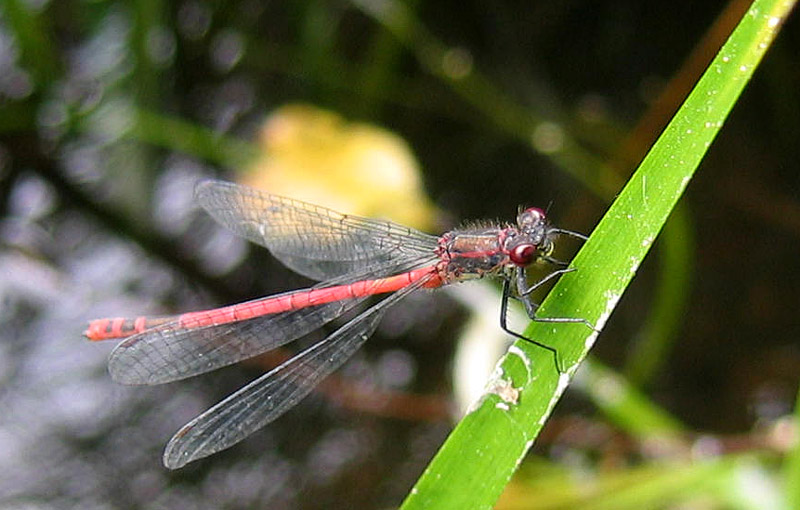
[517, 267, 597, 331]
[516, 266, 576, 297]
[500, 278, 563, 373]
[541, 255, 569, 267]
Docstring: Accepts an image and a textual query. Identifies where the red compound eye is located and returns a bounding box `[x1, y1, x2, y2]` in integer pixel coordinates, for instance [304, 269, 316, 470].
[509, 243, 536, 265]
[517, 207, 547, 229]
[523, 207, 545, 221]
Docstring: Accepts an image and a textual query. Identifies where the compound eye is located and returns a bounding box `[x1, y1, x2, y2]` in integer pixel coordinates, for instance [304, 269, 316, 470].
[524, 207, 545, 221]
[518, 207, 546, 228]
[510, 243, 537, 266]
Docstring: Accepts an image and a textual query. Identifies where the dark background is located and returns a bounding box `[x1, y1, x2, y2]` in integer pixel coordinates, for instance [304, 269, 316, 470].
[0, 0, 798, 508]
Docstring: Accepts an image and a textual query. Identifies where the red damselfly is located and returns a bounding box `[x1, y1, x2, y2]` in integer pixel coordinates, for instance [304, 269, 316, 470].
[86, 180, 590, 469]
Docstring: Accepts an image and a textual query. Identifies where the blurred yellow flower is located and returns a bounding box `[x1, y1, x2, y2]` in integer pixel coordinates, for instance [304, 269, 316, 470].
[240, 104, 439, 231]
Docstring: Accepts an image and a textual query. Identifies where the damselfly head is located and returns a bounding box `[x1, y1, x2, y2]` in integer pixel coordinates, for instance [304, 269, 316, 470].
[509, 207, 553, 263]
[505, 236, 555, 266]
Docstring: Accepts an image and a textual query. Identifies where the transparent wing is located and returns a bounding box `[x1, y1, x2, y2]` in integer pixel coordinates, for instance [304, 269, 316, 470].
[195, 180, 440, 280]
[162, 274, 432, 469]
[108, 256, 438, 385]
[108, 293, 367, 386]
